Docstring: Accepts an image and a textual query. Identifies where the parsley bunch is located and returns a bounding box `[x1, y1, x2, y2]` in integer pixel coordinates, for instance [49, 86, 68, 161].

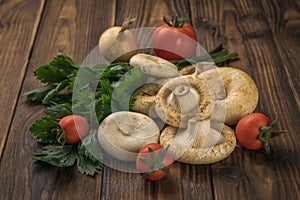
[26, 53, 146, 176]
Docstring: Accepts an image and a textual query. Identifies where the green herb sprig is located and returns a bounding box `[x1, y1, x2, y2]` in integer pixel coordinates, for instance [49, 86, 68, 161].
[171, 43, 238, 69]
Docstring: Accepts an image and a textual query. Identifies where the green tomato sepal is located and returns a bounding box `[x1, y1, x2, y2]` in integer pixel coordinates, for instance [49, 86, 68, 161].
[259, 116, 287, 153]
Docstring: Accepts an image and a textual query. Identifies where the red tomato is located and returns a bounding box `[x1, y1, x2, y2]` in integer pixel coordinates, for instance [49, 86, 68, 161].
[59, 115, 89, 144]
[136, 143, 173, 181]
[152, 16, 198, 60]
[235, 113, 286, 153]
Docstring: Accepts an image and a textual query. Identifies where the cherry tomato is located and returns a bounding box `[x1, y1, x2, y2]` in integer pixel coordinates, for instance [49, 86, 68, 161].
[235, 113, 286, 153]
[59, 115, 89, 144]
[152, 16, 198, 60]
[136, 143, 173, 181]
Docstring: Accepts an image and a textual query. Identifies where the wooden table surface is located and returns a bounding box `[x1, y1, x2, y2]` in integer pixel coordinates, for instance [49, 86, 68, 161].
[0, 0, 299, 199]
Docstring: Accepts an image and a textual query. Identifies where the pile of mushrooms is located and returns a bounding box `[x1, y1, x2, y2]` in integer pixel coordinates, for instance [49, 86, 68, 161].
[97, 54, 259, 164]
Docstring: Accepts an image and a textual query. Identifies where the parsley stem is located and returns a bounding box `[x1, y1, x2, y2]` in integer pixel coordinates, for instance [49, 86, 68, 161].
[171, 44, 238, 69]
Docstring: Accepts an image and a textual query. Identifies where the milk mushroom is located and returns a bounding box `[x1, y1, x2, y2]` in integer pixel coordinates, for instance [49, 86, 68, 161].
[160, 122, 236, 164]
[129, 53, 179, 81]
[180, 65, 259, 125]
[132, 81, 165, 117]
[155, 75, 212, 128]
[132, 83, 160, 116]
[97, 111, 160, 161]
[210, 67, 259, 125]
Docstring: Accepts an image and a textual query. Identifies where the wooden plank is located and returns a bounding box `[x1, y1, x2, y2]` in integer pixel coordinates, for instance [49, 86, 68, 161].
[115, 0, 190, 27]
[0, 0, 45, 159]
[180, 164, 214, 199]
[0, 0, 116, 199]
[261, 0, 300, 109]
[188, 0, 300, 199]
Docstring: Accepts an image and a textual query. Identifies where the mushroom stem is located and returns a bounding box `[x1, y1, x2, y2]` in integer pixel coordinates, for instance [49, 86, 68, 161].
[174, 118, 224, 149]
[173, 118, 199, 147]
[171, 85, 200, 114]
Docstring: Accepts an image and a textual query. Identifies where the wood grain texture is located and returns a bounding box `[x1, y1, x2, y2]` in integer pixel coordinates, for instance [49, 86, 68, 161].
[261, 0, 300, 109]
[0, 0, 45, 159]
[0, 0, 115, 199]
[115, 0, 190, 27]
[189, 0, 300, 199]
[180, 164, 214, 199]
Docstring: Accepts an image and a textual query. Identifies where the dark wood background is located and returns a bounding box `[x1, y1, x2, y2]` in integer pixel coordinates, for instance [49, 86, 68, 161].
[0, 0, 299, 199]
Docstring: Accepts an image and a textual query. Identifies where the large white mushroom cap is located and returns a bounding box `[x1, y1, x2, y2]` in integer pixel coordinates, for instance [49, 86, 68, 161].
[129, 53, 179, 79]
[97, 111, 160, 161]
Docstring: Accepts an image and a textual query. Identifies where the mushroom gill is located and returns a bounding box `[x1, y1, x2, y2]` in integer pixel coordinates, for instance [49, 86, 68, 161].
[155, 75, 212, 128]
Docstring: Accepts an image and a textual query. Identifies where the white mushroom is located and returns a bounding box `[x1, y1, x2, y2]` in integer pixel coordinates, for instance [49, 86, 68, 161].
[212, 67, 259, 125]
[131, 78, 171, 118]
[155, 75, 212, 128]
[129, 53, 179, 81]
[131, 82, 162, 117]
[160, 121, 236, 164]
[97, 111, 160, 161]
[180, 66, 259, 125]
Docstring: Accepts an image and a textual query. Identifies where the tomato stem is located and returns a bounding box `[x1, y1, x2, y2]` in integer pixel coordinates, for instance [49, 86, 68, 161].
[138, 145, 171, 180]
[258, 117, 287, 153]
[163, 16, 186, 28]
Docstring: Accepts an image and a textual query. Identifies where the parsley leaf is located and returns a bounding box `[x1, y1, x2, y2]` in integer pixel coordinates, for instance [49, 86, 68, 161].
[33, 145, 77, 167]
[34, 53, 79, 84]
[100, 62, 132, 82]
[77, 133, 103, 176]
[26, 53, 78, 105]
[30, 104, 72, 144]
[34, 65, 68, 84]
[30, 117, 61, 144]
[111, 67, 147, 111]
[77, 152, 101, 176]
[42, 79, 70, 104]
[24, 85, 56, 103]
[95, 94, 112, 122]
[43, 104, 72, 121]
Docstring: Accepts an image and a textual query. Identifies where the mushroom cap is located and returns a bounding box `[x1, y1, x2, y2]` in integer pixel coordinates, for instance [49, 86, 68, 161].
[129, 53, 179, 78]
[132, 83, 160, 115]
[179, 66, 259, 125]
[159, 124, 236, 164]
[201, 67, 259, 125]
[97, 111, 160, 161]
[131, 80, 164, 116]
[132, 78, 171, 117]
[179, 65, 195, 75]
[155, 75, 212, 128]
